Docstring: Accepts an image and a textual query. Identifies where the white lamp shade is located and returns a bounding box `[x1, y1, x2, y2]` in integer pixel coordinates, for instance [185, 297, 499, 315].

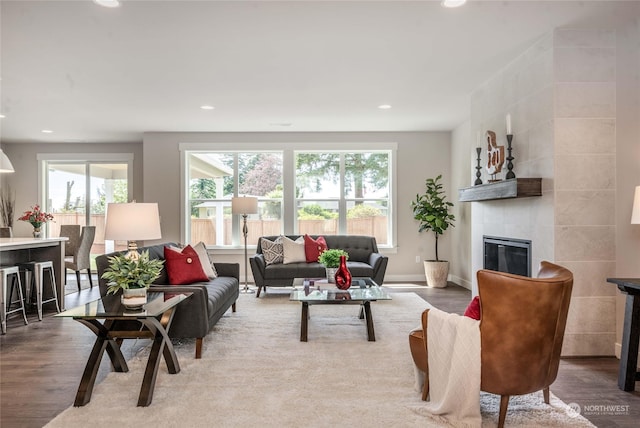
[231, 197, 258, 215]
[0, 149, 15, 173]
[104, 202, 162, 241]
[632, 186, 640, 224]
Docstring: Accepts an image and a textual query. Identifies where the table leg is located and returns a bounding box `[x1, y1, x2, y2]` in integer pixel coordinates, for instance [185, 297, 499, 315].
[363, 301, 375, 341]
[137, 306, 179, 406]
[300, 302, 308, 342]
[619, 294, 640, 391]
[74, 319, 129, 406]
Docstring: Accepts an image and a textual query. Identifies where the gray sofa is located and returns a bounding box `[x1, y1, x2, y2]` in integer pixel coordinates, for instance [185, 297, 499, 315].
[96, 242, 239, 359]
[250, 235, 388, 297]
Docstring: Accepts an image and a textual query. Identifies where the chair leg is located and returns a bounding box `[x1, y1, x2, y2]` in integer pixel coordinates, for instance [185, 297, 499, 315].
[422, 374, 430, 401]
[232, 302, 236, 312]
[543, 387, 550, 404]
[195, 337, 203, 359]
[87, 269, 93, 288]
[498, 395, 510, 428]
[75, 270, 82, 291]
[256, 285, 262, 298]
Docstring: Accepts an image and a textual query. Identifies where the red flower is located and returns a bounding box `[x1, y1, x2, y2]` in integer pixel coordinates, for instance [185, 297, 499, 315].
[18, 204, 54, 227]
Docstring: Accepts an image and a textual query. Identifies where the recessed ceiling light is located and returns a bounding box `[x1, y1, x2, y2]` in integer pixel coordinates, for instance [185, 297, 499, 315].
[378, 104, 392, 110]
[441, 0, 467, 8]
[200, 105, 215, 110]
[0, 114, 5, 119]
[41, 129, 53, 134]
[93, 0, 121, 8]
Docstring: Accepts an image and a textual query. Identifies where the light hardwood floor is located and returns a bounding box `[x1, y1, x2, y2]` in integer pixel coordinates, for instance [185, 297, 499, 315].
[1, 282, 639, 427]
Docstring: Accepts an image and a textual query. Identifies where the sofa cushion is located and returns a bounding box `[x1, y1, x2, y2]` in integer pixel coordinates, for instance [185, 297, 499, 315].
[282, 236, 306, 264]
[164, 245, 209, 285]
[193, 241, 218, 279]
[304, 234, 327, 263]
[261, 236, 284, 265]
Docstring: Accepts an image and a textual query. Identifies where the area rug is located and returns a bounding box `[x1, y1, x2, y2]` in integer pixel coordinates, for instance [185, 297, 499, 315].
[46, 292, 594, 428]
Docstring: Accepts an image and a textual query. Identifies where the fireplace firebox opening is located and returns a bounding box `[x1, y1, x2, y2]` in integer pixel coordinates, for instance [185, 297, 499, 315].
[483, 235, 532, 277]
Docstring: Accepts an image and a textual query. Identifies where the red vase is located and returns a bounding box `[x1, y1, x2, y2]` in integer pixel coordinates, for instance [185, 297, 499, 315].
[334, 255, 352, 290]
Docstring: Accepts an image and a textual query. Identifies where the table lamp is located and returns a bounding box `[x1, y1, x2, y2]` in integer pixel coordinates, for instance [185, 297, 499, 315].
[632, 186, 640, 225]
[104, 202, 162, 260]
[232, 196, 258, 293]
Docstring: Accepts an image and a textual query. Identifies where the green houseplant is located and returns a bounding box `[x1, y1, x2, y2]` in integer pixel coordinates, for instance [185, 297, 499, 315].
[101, 250, 164, 308]
[318, 249, 349, 283]
[410, 175, 455, 287]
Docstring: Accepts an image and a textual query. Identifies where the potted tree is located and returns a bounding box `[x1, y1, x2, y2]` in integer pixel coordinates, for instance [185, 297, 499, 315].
[411, 175, 455, 288]
[101, 250, 164, 309]
[318, 249, 349, 283]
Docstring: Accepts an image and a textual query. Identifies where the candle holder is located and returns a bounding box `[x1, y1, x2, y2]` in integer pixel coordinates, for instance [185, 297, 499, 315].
[505, 134, 515, 179]
[474, 147, 482, 185]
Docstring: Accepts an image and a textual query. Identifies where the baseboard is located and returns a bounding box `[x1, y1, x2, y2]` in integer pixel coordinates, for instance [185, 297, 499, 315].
[449, 274, 471, 290]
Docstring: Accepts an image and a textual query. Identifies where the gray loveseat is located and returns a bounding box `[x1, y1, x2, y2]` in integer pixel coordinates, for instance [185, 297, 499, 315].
[96, 242, 239, 359]
[250, 235, 388, 297]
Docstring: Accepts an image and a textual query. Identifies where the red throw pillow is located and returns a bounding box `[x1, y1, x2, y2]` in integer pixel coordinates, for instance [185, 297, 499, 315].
[164, 245, 209, 285]
[463, 296, 481, 320]
[304, 234, 328, 263]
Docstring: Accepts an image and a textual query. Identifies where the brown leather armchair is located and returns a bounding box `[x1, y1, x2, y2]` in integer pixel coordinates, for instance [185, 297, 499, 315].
[409, 261, 573, 428]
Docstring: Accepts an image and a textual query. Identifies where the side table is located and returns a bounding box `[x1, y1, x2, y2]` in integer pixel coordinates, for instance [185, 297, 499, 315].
[606, 278, 640, 391]
[56, 291, 191, 406]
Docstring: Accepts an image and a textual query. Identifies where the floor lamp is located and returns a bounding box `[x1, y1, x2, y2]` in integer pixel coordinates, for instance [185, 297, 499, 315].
[232, 196, 258, 293]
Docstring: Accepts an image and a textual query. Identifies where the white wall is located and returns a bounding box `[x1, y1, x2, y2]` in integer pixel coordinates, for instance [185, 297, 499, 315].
[450, 121, 472, 290]
[142, 131, 452, 281]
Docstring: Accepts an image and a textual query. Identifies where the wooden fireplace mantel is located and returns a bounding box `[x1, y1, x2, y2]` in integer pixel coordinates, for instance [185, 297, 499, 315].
[458, 178, 542, 202]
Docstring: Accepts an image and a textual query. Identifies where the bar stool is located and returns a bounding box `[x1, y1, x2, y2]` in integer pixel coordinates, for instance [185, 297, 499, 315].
[1, 266, 29, 334]
[19, 261, 61, 321]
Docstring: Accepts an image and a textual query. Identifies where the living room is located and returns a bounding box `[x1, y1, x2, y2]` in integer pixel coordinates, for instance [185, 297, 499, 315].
[1, 1, 640, 427]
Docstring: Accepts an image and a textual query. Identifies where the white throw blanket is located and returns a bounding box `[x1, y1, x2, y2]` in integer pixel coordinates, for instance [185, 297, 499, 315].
[415, 307, 482, 428]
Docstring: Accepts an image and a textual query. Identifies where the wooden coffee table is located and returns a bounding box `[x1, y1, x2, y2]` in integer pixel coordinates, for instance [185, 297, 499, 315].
[290, 277, 391, 342]
[55, 291, 191, 407]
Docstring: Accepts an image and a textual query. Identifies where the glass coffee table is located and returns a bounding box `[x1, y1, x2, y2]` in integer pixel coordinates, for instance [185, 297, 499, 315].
[290, 277, 391, 342]
[56, 291, 191, 407]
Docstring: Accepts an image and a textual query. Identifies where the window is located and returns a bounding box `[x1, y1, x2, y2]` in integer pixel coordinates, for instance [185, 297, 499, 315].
[40, 154, 133, 255]
[182, 143, 395, 249]
[295, 151, 390, 245]
[185, 151, 283, 246]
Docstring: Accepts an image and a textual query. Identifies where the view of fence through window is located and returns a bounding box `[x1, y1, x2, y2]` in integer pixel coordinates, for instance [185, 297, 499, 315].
[46, 161, 129, 254]
[186, 149, 391, 247]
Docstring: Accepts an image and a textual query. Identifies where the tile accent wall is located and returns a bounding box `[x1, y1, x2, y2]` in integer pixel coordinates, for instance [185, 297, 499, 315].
[470, 29, 617, 356]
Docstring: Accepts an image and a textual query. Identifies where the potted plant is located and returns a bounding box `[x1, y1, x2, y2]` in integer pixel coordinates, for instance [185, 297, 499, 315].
[411, 175, 455, 288]
[18, 204, 54, 238]
[101, 250, 164, 309]
[318, 249, 349, 283]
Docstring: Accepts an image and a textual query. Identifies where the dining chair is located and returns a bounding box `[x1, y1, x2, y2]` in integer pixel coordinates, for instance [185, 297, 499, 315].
[65, 226, 96, 291]
[59, 224, 81, 257]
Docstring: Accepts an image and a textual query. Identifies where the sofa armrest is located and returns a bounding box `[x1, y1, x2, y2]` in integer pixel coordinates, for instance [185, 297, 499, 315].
[369, 252, 389, 285]
[214, 262, 240, 281]
[249, 254, 266, 287]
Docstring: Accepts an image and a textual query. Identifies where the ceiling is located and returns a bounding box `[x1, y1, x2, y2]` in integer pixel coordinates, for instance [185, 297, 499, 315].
[1, 0, 637, 144]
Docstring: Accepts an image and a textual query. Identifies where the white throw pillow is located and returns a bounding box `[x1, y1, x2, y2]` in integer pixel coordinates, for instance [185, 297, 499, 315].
[261, 236, 284, 265]
[282, 236, 306, 264]
[192, 242, 218, 279]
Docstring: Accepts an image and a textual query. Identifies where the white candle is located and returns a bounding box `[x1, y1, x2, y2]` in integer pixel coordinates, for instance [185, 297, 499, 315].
[506, 114, 512, 134]
[476, 130, 482, 147]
